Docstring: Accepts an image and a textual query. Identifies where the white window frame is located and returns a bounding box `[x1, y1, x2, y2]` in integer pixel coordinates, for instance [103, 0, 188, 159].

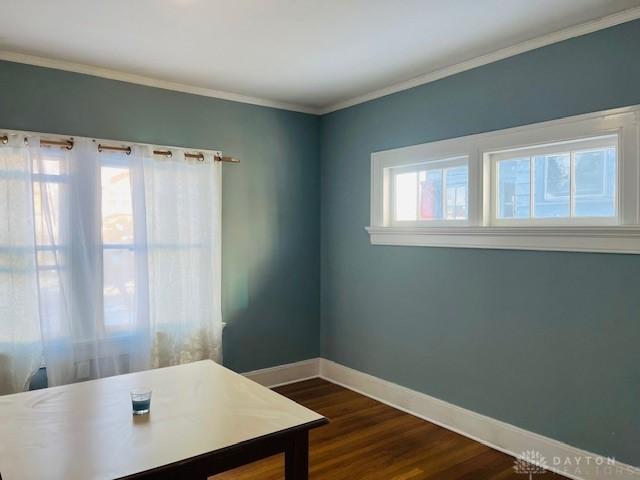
[367, 105, 640, 254]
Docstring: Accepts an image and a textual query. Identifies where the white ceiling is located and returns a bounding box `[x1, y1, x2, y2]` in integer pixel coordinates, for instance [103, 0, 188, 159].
[1, 0, 640, 113]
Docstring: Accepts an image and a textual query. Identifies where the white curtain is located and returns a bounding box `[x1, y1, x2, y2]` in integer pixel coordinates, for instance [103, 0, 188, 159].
[142, 150, 222, 368]
[0, 137, 222, 393]
[0, 135, 43, 394]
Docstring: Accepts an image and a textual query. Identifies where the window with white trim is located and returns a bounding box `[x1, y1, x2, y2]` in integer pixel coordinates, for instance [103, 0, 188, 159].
[489, 135, 617, 225]
[368, 106, 640, 253]
[390, 156, 468, 224]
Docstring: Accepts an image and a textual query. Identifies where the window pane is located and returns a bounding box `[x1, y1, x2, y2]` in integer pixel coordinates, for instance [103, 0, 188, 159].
[394, 171, 417, 221]
[101, 166, 135, 334]
[37, 268, 68, 338]
[498, 158, 530, 219]
[33, 182, 61, 245]
[36, 249, 63, 269]
[33, 157, 62, 176]
[534, 154, 569, 218]
[445, 166, 467, 220]
[574, 148, 616, 217]
[103, 248, 135, 331]
[101, 167, 133, 243]
[419, 169, 442, 220]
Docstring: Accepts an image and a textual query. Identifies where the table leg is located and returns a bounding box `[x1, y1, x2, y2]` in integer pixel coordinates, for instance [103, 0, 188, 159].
[284, 430, 309, 480]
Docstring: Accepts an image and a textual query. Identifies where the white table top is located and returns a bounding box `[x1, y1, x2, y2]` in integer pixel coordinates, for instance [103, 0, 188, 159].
[0, 360, 324, 480]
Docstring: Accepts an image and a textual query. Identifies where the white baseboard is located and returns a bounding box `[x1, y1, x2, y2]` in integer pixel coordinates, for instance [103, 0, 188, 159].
[242, 358, 320, 388]
[244, 358, 639, 480]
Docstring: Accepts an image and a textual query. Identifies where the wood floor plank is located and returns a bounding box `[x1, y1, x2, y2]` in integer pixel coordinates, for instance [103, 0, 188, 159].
[211, 378, 564, 480]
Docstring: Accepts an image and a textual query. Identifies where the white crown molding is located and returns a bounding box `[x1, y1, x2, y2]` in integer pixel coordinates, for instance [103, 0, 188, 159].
[2, 7, 640, 116]
[0, 50, 319, 115]
[319, 6, 640, 114]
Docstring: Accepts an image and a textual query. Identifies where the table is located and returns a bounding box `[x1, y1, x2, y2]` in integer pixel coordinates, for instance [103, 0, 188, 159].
[0, 360, 327, 479]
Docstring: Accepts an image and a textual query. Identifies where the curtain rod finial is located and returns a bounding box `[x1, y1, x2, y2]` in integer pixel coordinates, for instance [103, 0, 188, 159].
[217, 155, 240, 164]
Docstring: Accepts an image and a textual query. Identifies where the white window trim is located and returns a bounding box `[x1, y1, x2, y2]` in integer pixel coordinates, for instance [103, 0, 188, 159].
[367, 105, 640, 254]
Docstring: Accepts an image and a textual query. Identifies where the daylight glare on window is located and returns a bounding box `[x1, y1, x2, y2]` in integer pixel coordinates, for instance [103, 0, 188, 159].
[393, 162, 468, 223]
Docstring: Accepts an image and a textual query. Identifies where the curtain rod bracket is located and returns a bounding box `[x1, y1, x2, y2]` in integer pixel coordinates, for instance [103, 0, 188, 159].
[216, 155, 240, 164]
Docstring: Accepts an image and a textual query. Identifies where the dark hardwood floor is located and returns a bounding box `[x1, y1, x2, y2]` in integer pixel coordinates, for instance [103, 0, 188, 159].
[212, 378, 563, 480]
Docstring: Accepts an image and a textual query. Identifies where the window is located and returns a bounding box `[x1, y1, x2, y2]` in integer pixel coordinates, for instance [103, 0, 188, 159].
[490, 135, 617, 224]
[100, 159, 135, 333]
[30, 150, 139, 338]
[1, 133, 222, 390]
[391, 157, 468, 223]
[32, 149, 67, 338]
[32, 151, 139, 337]
[368, 106, 640, 253]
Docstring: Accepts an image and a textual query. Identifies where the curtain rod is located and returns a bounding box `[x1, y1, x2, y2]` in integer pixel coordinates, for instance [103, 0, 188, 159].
[0, 134, 240, 164]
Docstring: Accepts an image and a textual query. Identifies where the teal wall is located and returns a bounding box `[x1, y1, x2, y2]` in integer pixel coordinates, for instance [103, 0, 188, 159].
[0, 60, 321, 374]
[320, 20, 640, 465]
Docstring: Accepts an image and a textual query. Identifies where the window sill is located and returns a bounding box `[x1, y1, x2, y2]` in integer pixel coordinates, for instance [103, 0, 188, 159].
[365, 225, 640, 254]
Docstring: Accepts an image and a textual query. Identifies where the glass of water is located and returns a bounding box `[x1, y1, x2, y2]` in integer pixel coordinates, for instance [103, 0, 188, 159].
[130, 389, 152, 415]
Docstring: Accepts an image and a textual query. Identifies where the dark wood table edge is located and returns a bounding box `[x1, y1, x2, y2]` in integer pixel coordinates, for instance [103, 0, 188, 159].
[117, 417, 329, 480]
